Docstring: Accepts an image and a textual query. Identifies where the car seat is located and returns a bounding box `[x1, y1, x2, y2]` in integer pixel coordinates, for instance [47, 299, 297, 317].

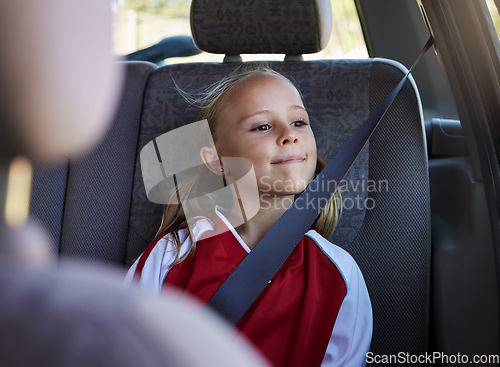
[31, 61, 157, 263]
[132, 0, 431, 359]
[30, 0, 431, 362]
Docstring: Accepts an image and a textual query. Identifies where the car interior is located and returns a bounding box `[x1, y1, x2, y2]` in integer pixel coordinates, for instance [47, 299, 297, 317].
[2, 0, 500, 366]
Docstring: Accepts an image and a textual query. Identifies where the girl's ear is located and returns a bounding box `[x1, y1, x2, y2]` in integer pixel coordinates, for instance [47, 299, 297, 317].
[200, 146, 224, 176]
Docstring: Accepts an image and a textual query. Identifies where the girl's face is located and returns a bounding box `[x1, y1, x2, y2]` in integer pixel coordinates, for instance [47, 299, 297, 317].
[214, 73, 317, 196]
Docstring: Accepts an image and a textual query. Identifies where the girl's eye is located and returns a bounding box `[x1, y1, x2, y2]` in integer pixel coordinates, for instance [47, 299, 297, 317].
[252, 124, 271, 131]
[292, 120, 308, 127]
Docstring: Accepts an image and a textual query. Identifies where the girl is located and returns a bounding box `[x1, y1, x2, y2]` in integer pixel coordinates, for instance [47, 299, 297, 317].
[126, 67, 372, 367]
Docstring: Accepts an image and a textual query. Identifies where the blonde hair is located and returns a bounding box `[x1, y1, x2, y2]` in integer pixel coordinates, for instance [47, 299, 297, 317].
[156, 65, 342, 265]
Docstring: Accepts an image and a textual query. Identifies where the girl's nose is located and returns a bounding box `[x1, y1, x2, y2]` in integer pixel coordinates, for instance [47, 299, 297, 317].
[278, 126, 298, 145]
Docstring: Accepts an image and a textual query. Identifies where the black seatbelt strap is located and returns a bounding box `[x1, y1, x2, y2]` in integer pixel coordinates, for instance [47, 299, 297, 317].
[206, 37, 434, 325]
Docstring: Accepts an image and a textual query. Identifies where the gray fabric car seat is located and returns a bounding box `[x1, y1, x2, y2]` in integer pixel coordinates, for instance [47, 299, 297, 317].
[123, 0, 431, 362]
[30, 61, 157, 263]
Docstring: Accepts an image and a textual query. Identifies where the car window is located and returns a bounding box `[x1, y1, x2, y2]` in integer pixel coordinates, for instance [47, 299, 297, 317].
[112, 0, 368, 63]
[486, 0, 500, 39]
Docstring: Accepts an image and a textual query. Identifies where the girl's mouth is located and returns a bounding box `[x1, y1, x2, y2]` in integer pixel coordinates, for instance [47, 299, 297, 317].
[271, 156, 306, 164]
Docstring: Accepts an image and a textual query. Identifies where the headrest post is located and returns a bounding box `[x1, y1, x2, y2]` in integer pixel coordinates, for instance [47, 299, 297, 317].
[284, 55, 304, 62]
[3, 156, 32, 228]
[223, 55, 243, 63]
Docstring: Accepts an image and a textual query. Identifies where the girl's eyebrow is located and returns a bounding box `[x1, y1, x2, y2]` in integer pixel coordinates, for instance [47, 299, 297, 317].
[238, 110, 269, 123]
[238, 105, 307, 123]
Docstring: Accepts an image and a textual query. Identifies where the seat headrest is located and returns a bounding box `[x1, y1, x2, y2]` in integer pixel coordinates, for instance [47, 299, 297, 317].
[0, 0, 122, 160]
[190, 0, 332, 56]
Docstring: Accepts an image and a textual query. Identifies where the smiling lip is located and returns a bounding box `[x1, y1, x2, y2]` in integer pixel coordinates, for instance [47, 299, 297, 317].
[271, 156, 306, 164]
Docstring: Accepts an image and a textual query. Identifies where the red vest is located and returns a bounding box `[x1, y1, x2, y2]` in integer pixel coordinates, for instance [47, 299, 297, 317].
[157, 227, 347, 367]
